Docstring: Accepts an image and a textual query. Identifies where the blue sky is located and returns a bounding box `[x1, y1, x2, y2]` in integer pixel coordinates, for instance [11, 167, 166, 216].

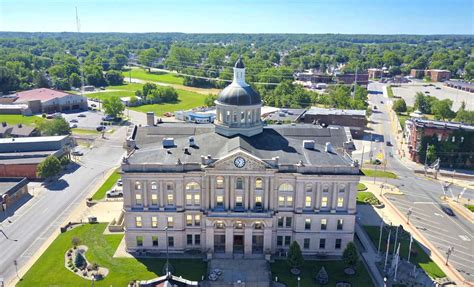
[0, 0, 473, 34]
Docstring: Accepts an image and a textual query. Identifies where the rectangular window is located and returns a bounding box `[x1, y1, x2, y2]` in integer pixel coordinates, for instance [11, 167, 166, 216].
[305, 196, 312, 208]
[194, 215, 201, 226]
[321, 196, 328, 208]
[216, 195, 224, 207]
[136, 236, 143, 246]
[167, 216, 174, 228]
[194, 194, 201, 205]
[167, 193, 174, 205]
[304, 238, 310, 249]
[151, 194, 158, 205]
[277, 217, 284, 228]
[278, 196, 285, 207]
[195, 234, 201, 245]
[255, 196, 262, 206]
[337, 197, 344, 208]
[284, 236, 291, 247]
[335, 238, 342, 249]
[287, 196, 293, 206]
[277, 236, 283, 246]
[285, 217, 292, 228]
[319, 238, 326, 249]
[187, 234, 193, 245]
[216, 177, 224, 189]
[337, 219, 344, 230]
[305, 218, 311, 230]
[186, 215, 193, 226]
[186, 194, 193, 205]
[151, 216, 158, 228]
[135, 193, 143, 205]
[168, 236, 174, 247]
[321, 219, 327, 230]
[135, 216, 142, 228]
[235, 196, 243, 207]
[152, 236, 158, 246]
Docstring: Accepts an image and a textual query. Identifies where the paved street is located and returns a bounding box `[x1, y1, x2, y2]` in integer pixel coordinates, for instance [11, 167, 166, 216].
[0, 126, 127, 285]
[365, 82, 474, 283]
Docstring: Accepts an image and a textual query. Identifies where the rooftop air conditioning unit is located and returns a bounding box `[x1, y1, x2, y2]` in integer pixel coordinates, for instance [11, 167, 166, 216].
[162, 138, 175, 148]
[303, 140, 315, 149]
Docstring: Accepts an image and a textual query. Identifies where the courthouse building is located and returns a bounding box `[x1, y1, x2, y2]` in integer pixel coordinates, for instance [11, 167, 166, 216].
[121, 58, 361, 258]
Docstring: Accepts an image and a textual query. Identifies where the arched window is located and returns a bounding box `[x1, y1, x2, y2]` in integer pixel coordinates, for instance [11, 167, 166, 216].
[255, 178, 263, 190]
[278, 183, 293, 192]
[166, 182, 174, 191]
[186, 182, 200, 191]
[151, 181, 158, 190]
[305, 184, 313, 193]
[236, 177, 244, 190]
[185, 182, 201, 206]
[135, 181, 142, 190]
[216, 176, 224, 189]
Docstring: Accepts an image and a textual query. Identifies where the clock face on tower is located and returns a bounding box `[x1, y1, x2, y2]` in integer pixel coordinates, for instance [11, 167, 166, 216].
[234, 156, 246, 168]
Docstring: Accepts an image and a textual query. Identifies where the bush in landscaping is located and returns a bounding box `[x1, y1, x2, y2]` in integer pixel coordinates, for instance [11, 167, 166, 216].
[393, 98, 407, 113]
[287, 241, 304, 269]
[60, 156, 70, 166]
[72, 237, 81, 248]
[74, 252, 86, 269]
[342, 242, 359, 268]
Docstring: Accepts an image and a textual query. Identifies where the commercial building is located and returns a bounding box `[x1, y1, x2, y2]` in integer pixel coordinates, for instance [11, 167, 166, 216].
[404, 118, 474, 168]
[295, 72, 333, 84]
[5, 88, 87, 114]
[445, 80, 474, 93]
[0, 177, 29, 212]
[410, 69, 451, 82]
[335, 73, 369, 87]
[367, 68, 387, 79]
[300, 107, 367, 139]
[175, 108, 216, 124]
[262, 108, 306, 123]
[0, 135, 72, 179]
[410, 69, 425, 79]
[122, 58, 360, 258]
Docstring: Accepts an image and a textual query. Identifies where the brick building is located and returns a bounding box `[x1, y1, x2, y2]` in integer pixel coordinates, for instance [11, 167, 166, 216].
[410, 69, 451, 82]
[335, 73, 369, 88]
[0, 177, 29, 212]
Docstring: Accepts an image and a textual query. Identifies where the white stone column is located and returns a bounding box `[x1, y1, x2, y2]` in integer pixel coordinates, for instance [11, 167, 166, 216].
[159, 181, 164, 207]
[295, 182, 304, 212]
[206, 222, 214, 252]
[263, 227, 272, 253]
[244, 226, 252, 255]
[348, 183, 356, 214]
[209, 176, 215, 209]
[331, 184, 338, 212]
[225, 226, 233, 255]
[269, 178, 275, 210]
[249, 176, 255, 210]
[143, 181, 148, 208]
[264, 177, 269, 210]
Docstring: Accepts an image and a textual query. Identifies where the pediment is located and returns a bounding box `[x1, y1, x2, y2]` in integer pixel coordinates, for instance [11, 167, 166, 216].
[212, 150, 268, 171]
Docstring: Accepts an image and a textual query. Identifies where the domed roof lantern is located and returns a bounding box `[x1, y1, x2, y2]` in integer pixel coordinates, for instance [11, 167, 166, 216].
[235, 56, 245, 69]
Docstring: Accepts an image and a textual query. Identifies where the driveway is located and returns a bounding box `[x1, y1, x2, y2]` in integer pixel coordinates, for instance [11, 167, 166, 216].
[61, 110, 104, 129]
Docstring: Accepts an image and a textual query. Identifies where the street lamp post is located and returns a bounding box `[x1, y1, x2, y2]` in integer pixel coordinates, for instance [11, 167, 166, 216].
[445, 246, 454, 266]
[297, 276, 300, 287]
[406, 208, 413, 225]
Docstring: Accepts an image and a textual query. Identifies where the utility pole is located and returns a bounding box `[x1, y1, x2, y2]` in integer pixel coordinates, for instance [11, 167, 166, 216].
[407, 233, 413, 264]
[384, 229, 392, 272]
[406, 208, 413, 225]
[377, 220, 383, 256]
[13, 260, 19, 279]
[445, 246, 454, 265]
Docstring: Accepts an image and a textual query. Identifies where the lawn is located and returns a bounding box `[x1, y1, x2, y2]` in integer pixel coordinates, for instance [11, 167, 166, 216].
[0, 114, 43, 125]
[362, 169, 398, 179]
[91, 170, 121, 200]
[72, 128, 100, 136]
[465, 205, 474, 212]
[363, 225, 446, 279]
[357, 183, 367, 191]
[130, 89, 207, 116]
[397, 113, 409, 128]
[356, 191, 380, 205]
[271, 259, 374, 287]
[386, 85, 394, 98]
[122, 68, 184, 85]
[18, 223, 207, 287]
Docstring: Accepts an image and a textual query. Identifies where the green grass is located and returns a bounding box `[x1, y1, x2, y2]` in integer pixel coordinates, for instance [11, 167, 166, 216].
[0, 114, 43, 125]
[130, 89, 206, 116]
[72, 128, 100, 136]
[397, 113, 409, 128]
[18, 223, 206, 287]
[465, 205, 474, 212]
[362, 169, 398, 179]
[91, 170, 121, 200]
[357, 183, 367, 191]
[271, 259, 374, 287]
[363, 225, 446, 279]
[386, 85, 394, 98]
[122, 68, 184, 85]
[356, 192, 380, 205]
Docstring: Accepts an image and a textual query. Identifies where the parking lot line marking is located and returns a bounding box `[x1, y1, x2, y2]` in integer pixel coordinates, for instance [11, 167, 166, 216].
[459, 235, 471, 242]
[413, 201, 435, 204]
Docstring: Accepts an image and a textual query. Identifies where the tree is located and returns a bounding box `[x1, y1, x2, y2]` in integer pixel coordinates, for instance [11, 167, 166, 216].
[102, 96, 125, 118]
[414, 92, 430, 114]
[142, 82, 158, 101]
[105, 70, 124, 85]
[287, 241, 304, 269]
[426, 144, 437, 163]
[74, 252, 86, 269]
[69, 73, 82, 88]
[60, 156, 70, 166]
[342, 242, 359, 267]
[455, 102, 474, 124]
[38, 117, 71, 136]
[34, 71, 49, 88]
[392, 98, 407, 113]
[37, 155, 61, 179]
[204, 94, 217, 107]
[431, 99, 455, 120]
[71, 237, 81, 248]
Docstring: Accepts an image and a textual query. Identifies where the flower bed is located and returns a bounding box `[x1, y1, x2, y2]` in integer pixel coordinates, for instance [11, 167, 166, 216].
[64, 245, 109, 280]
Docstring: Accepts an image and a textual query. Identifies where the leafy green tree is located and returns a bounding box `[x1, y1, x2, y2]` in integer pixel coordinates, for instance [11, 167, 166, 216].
[69, 73, 82, 88]
[426, 144, 437, 163]
[0, 66, 20, 93]
[39, 117, 71, 136]
[392, 98, 407, 113]
[71, 237, 81, 248]
[105, 70, 124, 85]
[431, 99, 455, 120]
[165, 45, 197, 72]
[204, 94, 217, 107]
[110, 54, 128, 70]
[103, 96, 125, 118]
[342, 241, 359, 267]
[287, 241, 304, 269]
[60, 156, 71, 166]
[414, 92, 430, 114]
[37, 155, 61, 179]
[138, 48, 160, 67]
[142, 82, 158, 101]
[33, 71, 49, 88]
[455, 102, 474, 124]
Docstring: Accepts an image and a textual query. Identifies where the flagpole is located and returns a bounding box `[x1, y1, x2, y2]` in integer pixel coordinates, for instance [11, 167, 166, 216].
[384, 229, 391, 273]
[407, 233, 413, 264]
[393, 225, 399, 255]
[377, 220, 383, 256]
[394, 243, 401, 282]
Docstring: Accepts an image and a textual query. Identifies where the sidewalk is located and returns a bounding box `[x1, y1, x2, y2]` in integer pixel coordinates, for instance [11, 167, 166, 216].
[364, 181, 472, 286]
[355, 223, 384, 286]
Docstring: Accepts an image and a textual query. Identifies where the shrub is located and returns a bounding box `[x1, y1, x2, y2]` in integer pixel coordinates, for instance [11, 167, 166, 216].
[74, 252, 86, 269]
[287, 241, 304, 269]
[343, 242, 359, 267]
[71, 237, 81, 248]
[60, 156, 71, 166]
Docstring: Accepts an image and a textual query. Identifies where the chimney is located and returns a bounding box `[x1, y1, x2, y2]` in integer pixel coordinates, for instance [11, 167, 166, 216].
[325, 142, 335, 153]
[146, 112, 155, 126]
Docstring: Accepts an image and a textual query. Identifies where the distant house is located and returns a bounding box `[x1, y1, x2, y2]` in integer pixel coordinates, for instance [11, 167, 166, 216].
[0, 103, 32, 115]
[7, 88, 87, 114]
[0, 123, 39, 138]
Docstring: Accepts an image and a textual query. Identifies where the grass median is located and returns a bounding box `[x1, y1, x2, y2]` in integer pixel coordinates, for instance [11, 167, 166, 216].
[17, 223, 206, 286]
[362, 169, 398, 179]
[91, 170, 121, 200]
[122, 68, 184, 85]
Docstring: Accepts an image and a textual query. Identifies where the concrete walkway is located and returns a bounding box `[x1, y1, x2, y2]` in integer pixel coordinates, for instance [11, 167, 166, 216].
[355, 223, 385, 287]
[205, 259, 270, 287]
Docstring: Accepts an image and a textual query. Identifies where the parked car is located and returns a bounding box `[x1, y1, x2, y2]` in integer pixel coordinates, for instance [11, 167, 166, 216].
[374, 159, 382, 165]
[70, 119, 78, 123]
[441, 206, 455, 216]
[96, 125, 106, 132]
[102, 115, 115, 121]
[78, 113, 87, 117]
[435, 87, 441, 90]
[117, 179, 123, 186]
[70, 124, 78, 128]
[373, 105, 378, 110]
[46, 114, 54, 119]
[71, 150, 83, 156]
[106, 189, 123, 198]
[91, 103, 97, 108]
[386, 141, 392, 146]
[380, 100, 384, 104]
[425, 91, 430, 94]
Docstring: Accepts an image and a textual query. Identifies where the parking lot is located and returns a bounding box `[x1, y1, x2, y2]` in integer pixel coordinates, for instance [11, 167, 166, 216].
[61, 110, 105, 129]
[391, 82, 473, 111]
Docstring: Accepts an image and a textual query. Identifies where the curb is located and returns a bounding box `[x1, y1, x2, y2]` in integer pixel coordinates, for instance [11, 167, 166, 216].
[444, 197, 474, 224]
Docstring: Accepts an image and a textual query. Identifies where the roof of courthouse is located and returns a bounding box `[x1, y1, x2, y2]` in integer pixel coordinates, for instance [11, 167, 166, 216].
[127, 123, 354, 167]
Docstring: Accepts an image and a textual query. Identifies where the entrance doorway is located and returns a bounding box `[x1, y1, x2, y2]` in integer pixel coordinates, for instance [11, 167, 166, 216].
[233, 235, 244, 253]
[252, 235, 264, 254]
[214, 235, 225, 253]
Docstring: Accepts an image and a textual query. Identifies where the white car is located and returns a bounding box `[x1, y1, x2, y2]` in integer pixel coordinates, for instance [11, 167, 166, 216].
[106, 189, 123, 198]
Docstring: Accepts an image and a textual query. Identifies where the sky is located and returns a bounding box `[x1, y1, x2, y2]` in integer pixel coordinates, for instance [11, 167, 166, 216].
[0, 0, 473, 34]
